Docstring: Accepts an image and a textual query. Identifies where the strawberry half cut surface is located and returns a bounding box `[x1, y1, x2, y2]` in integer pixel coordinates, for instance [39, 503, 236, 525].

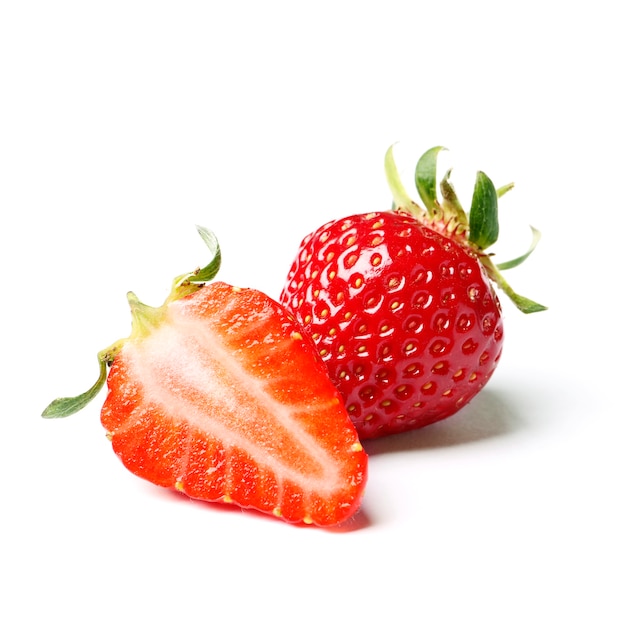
[280, 145, 546, 440]
[43, 227, 367, 527]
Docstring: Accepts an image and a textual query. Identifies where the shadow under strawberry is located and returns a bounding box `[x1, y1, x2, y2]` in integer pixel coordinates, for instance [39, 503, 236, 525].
[361, 388, 524, 456]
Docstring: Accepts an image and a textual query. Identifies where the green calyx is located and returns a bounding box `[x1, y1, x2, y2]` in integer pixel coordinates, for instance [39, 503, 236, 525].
[384, 144, 547, 314]
[41, 226, 222, 418]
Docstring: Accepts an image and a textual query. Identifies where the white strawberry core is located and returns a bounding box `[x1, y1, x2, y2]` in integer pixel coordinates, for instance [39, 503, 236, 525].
[118, 302, 347, 496]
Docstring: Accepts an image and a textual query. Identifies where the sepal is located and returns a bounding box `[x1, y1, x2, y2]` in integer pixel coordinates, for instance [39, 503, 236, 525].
[42, 357, 108, 418]
[468, 171, 499, 250]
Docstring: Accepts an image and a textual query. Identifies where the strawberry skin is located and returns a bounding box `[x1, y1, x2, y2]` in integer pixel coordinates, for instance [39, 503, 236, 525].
[280, 146, 546, 439]
[281, 212, 503, 439]
[43, 228, 367, 527]
[101, 282, 367, 526]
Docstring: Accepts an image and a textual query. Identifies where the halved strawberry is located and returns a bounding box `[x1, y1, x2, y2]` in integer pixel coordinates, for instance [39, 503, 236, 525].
[42, 227, 367, 527]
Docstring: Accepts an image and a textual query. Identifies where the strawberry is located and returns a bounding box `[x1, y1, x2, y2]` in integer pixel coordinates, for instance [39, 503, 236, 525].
[280, 146, 546, 440]
[42, 227, 367, 526]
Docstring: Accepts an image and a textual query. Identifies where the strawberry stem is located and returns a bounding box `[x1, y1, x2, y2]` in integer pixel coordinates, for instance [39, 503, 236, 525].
[127, 292, 166, 340]
[415, 145, 445, 213]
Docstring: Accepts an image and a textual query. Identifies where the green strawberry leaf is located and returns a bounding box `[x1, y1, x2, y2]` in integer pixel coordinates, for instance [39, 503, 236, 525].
[497, 226, 542, 270]
[172, 226, 221, 287]
[415, 146, 445, 214]
[496, 182, 515, 198]
[192, 226, 222, 282]
[506, 291, 548, 314]
[168, 226, 222, 301]
[42, 358, 108, 418]
[469, 171, 499, 250]
[384, 145, 425, 218]
[480, 255, 547, 313]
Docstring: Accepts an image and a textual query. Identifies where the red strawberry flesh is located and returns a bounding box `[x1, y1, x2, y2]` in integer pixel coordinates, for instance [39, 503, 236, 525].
[101, 282, 367, 526]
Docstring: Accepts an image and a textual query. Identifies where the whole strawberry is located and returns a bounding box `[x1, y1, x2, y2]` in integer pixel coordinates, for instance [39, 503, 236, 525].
[280, 146, 546, 440]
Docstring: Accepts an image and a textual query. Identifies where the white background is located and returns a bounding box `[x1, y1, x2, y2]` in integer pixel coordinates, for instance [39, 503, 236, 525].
[2, 2, 624, 624]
